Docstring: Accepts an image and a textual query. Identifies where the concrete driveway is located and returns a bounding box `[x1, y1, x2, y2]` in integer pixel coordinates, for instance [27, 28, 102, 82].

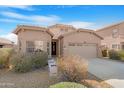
[88, 58, 124, 88]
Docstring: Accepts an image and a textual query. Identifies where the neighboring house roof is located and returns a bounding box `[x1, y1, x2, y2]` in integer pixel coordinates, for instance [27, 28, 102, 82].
[96, 21, 124, 31]
[59, 28, 103, 39]
[0, 37, 13, 45]
[13, 25, 54, 36]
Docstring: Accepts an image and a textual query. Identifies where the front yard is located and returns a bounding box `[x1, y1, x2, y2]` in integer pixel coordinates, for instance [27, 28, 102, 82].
[0, 67, 61, 88]
[0, 67, 112, 88]
[0, 48, 112, 88]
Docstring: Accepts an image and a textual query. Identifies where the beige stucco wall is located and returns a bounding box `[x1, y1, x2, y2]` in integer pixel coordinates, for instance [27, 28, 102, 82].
[17, 29, 52, 56]
[96, 22, 124, 50]
[61, 31, 102, 57]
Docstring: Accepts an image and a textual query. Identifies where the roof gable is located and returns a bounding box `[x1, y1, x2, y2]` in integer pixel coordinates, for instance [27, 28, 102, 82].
[59, 28, 103, 39]
[13, 25, 53, 36]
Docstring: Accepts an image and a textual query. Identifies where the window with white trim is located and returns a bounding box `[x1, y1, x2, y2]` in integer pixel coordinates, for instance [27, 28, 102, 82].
[26, 41, 35, 52]
[122, 45, 124, 50]
[35, 41, 43, 51]
[68, 42, 75, 46]
[112, 44, 120, 49]
[77, 43, 83, 46]
[26, 41, 44, 52]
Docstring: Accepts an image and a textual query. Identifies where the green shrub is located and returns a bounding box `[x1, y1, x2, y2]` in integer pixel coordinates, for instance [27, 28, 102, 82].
[0, 48, 13, 69]
[118, 50, 124, 61]
[109, 50, 121, 60]
[32, 52, 48, 69]
[57, 56, 88, 83]
[50, 82, 86, 88]
[10, 53, 33, 73]
[10, 51, 48, 73]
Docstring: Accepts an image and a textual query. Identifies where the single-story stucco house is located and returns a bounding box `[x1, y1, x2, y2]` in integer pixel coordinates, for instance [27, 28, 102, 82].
[13, 24, 103, 59]
[0, 37, 14, 48]
[96, 21, 124, 50]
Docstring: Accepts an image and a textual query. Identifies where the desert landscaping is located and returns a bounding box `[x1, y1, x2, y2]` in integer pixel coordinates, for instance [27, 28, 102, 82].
[0, 48, 113, 88]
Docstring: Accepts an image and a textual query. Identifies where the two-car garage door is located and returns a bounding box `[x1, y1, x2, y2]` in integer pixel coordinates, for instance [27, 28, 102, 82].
[66, 43, 97, 59]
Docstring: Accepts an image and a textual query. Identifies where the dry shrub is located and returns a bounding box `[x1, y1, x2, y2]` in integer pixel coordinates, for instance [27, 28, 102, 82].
[81, 80, 112, 88]
[0, 48, 13, 69]
[32, 52, 48, 69]
[10, 53, 33, 73]
[57, 56, 88, 82]
[81, 80, 102, 88]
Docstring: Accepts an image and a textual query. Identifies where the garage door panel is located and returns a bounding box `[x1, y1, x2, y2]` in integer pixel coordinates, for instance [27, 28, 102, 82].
[67, 43, 97, 59]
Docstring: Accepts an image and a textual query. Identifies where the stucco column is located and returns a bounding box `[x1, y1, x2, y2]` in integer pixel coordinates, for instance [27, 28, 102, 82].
[49, 41, 52, 58]
[58, 39, 61, 57]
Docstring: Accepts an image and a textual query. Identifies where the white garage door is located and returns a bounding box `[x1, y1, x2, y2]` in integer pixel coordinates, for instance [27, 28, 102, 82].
[67, 43, 97, 59]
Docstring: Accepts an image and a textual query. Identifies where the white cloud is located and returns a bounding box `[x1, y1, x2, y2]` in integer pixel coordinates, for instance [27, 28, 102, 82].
[1, 11, 28, 19]
[64, 21, 94, 29]
[0, 11, 61, 26]
[1, 5, 34, 11]
[30, 15, 61, 25]
[0, 33, 17, 44]
[0, 18, 27, 23]
[0, 11, 96, 29]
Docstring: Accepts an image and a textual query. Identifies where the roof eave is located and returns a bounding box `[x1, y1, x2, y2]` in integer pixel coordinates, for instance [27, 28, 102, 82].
[77, 29, 103, 40]
[12, 26, 21, 35]
[12, 25, 54, 37]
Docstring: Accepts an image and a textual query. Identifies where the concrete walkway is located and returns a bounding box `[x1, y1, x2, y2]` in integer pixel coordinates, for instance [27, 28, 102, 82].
[88, 58, 124, 88]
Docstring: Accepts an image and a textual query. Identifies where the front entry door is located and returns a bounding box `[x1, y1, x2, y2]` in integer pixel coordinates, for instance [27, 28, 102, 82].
[52, 42, 56, 55]
[0, 45, 3, 48]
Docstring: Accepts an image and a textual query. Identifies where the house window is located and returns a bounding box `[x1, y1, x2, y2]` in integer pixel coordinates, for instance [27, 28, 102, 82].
[112, 44, 118, 49]
[122, 45, 124, 50]
[26, 41, 35, 52]
[35, 41, 43, 51]
[26, 41, 44, 52]
[118, 44, 121, 49]
[112, 29, 118, 38]
[77, 43, 83, 46]
[68, 42, 75, 46]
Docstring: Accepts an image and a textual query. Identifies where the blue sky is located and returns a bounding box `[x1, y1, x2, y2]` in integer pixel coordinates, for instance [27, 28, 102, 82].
[0, 5, 124, 42]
